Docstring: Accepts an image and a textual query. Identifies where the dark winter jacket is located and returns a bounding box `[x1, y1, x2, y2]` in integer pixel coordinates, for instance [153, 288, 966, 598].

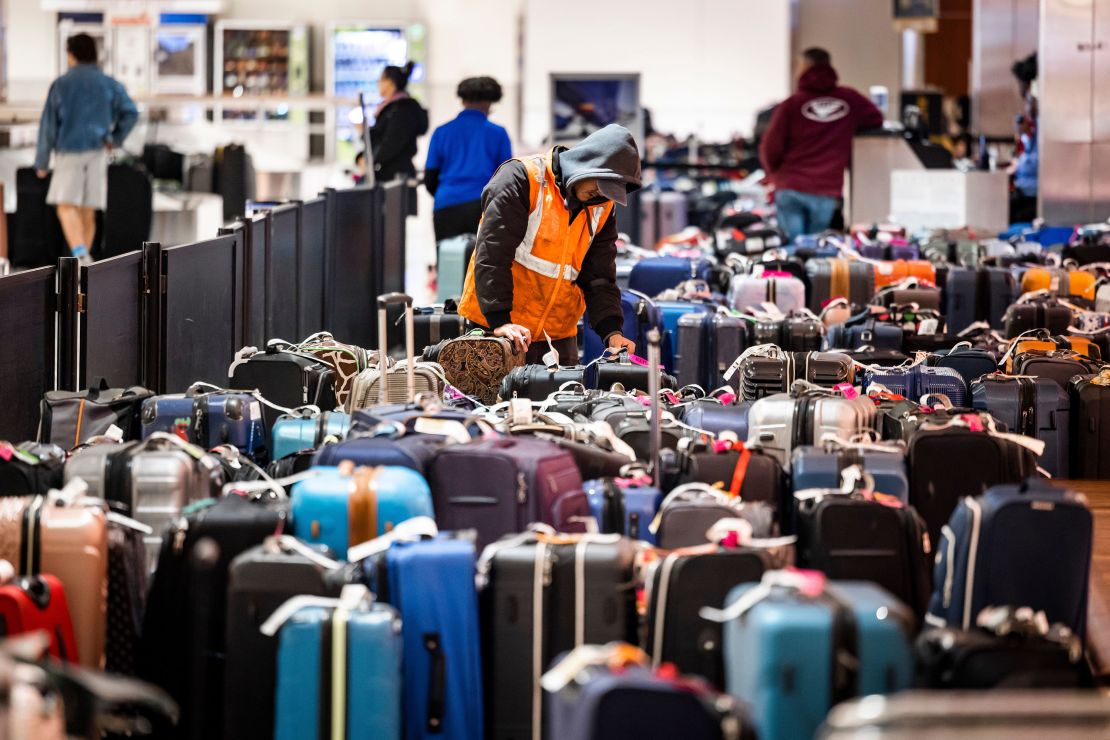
[759, 63, 884, 198]
[370, 96, 429, 181]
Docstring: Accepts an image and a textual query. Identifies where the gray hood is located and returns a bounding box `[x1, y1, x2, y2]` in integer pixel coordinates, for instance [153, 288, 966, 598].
[557, 124, 642, 199]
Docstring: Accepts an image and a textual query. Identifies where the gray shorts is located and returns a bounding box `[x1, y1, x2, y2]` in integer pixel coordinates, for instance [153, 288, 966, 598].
[47, 149, 109, 210]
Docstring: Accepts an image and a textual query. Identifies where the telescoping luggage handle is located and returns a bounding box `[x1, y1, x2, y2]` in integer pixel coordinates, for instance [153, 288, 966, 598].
[647, 328, 662, 483]
[377, 292, 416, 405]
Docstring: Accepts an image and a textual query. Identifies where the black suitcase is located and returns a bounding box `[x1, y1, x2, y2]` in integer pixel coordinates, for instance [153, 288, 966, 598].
[223, 538, 346, 740]
[676, 312, 749, 391]
[929, 345, 998, 387]
[971, 374, 1071, 478]
[96, 161, 153, 259]
[142, 143, 186, 183]
[751, 315, 823, 352]
[737, 351, 854, 400]
[215, 143, 256, 220]
[906, 424, 1038, 546]
[1068, 371, 1110, 479]
[138, 494, 288, 740]
[673, 440, 787, 520]
[594, 352, 678, 394]
[1003, 300, 1074, 338]
[794, 490, 932, 618]
[805, 258, 875, 311]
[407, 302, 467, 355]
[498, 365, 587, 401]
[11, 167, 68, 267]
[915, 606, 1092, 689]
[1011, 350, 1103, 390]
[480, 534, 638, 740]
[0, 442, 66, 494]
[645, 544, 790, 688]
[229, 345, 339, 430]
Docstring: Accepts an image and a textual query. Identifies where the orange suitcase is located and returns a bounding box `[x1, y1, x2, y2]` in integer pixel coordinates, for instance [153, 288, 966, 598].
[1020, 267, 1096, 301]
[872, 259, 936, 289]
[0, 496, 108, 668]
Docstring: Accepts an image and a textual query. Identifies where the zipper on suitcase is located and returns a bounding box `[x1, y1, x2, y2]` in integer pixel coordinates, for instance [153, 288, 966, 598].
[1017, 377, 1037, 437]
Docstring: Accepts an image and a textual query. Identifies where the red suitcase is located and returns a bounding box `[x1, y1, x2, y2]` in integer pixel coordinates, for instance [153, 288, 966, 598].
[0, 572, 79, 661]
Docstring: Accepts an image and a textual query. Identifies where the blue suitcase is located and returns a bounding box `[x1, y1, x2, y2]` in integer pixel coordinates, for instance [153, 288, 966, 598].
[971, 375, 1070, 477]
[827, 319, 904, 351]
[313, 432, 442, 475]
[192, 391, 269, 462]
[273, 586, 403, 740]
[656, 300, 712, 373]
[272, 411, 351, 461]
[945, 267, 1016, 334]
[140, 393, 195, 439]
[291, 465, 434, 557]
[928, 478, 1092, 637]
[791, 445, 909, 502]
[628, 256, 713, 297]
[717, 576, 914, 740]
[680, 399, 753, 439]
[584, 478, 663, 543]
[929, 345, 998, 387]
[582, 290, 661, 364]
[360, 536, 484, 740]
[865, 365, 968, 406]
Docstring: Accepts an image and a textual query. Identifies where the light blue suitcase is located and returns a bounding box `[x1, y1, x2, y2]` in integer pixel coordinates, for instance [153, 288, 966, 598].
[291, 465, 435, 556]
[273, 588, 403, 740]
[718, 576, 914, 740]
[271, 410, 350, 460]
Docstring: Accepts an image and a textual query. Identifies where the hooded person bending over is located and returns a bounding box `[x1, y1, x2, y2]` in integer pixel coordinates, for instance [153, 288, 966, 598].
[458, 124, 641, 364]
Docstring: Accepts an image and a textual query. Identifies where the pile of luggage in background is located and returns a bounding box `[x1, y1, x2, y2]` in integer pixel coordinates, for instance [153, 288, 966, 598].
[4, 207, 1110, 738]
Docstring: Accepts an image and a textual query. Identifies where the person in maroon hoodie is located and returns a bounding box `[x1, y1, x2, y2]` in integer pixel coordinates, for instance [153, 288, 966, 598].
[760, 48, 884, 241]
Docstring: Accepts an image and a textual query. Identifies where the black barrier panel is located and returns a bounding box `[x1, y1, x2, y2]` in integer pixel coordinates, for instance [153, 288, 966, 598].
[325, 187, 376, 347]
[247, 213, 269, 347]
[0, 267, 56, 440]
[380, 181, 407, 295]
[161, 235, 239, 392]
[298, 197, 326, 336]
[80, 251, 143, 389]
[268, 204, 299, 341]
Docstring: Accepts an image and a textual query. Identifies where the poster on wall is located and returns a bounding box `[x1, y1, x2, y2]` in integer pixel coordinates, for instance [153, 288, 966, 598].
[550, 73, 642, 149]
[893, 0, 939, 32]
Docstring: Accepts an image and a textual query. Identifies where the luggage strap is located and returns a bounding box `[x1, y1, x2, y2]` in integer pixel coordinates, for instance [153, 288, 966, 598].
[727, 443, 752, 497]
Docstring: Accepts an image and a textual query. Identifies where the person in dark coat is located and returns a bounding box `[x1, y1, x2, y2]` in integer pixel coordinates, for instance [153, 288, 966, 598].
[369, 62, 429, 182]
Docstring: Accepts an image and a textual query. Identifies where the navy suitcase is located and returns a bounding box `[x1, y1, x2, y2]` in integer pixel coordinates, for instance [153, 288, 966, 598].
[971, 375, 1070, 477]
[192, 391, 269, 462]
[928, 479, 1092, 638]
[865, 365, 968, 407]
[360, 534, 484, 740]
[140, 394, 196, 440]
[929, 345, 998, 388]
[946, 267, 1016, 334]
[583, 477, 663, 543]
[582, 290, 661, 364]
[629, 256, 713, 297]
[271, 584, 403, 740]
[827, 319, 903, 351]
[712, 574, 914, 740]
[312, 431, 442, 476]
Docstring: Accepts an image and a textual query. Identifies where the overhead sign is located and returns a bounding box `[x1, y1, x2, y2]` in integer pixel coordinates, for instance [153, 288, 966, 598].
[893, 0, 939, 33]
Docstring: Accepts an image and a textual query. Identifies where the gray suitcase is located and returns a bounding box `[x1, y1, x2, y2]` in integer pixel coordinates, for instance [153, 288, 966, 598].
[746, 389, 878, 471]
[820, 690, 1110, 739]
[640, 190, 688, 247]
[971, 374, 1071, 478]
[64, 434, 222, 569]
[436, 234, 475, 302]
[805, 258, 876, 311]
[652, 484, 777, 549]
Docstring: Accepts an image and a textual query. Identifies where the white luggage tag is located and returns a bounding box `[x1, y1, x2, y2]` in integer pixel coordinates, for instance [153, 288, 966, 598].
[267, 534, 343, 570]
[411, 417, 476, 444]
[226, 346, 259, 377]
[260, 583, 373, 637]
[541, 331, 560, 371]
[510, 398, 534, 426]
[759, 302, 786, 320]
[346, 515, 438, 562]
[47, 478, 89, 507]
[540, 644, 626, 693]
[722, 343, 782, 382]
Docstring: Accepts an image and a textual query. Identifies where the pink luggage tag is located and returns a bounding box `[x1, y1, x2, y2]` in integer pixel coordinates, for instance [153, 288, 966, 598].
[789, 568, 828, 598]
[834, 383, 859, 399]
[760, 270, 793, 279]
[614, 472, 653, 488]
[960, 413, 985, 432]
[660, 389, 680, 405]
[627, 353, 649, 367]
[0, 443, 11, 462]
[716, 392, 737, 406]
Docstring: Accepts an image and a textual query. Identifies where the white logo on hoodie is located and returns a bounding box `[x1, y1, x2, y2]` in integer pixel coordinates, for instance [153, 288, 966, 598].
[801, 97, 849, 123]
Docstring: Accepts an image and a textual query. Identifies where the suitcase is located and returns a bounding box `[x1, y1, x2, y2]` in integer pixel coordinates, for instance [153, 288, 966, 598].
[1003, 300, 1074, 338]
[672, 440, 786, 522]
[716, 574, 914, 740]
[820, 690, 1110, 738]
[139, 494, 287, 740]
[793, 487, 931, 617]
[873, 259, 937, 290]
[11, 167, 69, 268]
[640, 190, 689, 247]
[1020, 266, 1096, 301]
[63, 434, 223, 568]
[434, 334, 524, 404]
[0, 573, 79, 662]
[791, 443, 909, 502]
[582, 290, 662, 364]
[498, 365, 587, 401]
[805, 258, 876, 311]
[750, 314, 824, 352]
[679, 399, 753, 439]
[583, 477, 663, 543]
[229, 346, 339, 431]
[652, 484, 777, 549]
[480, 533, 638, 740]
[676, 312, 750, 391]
[1069, 370, 1110, 478]
[746, 390, 878, 471]
[656, 299, 713, 371]
[827, 318, 904, 351]
[224, 536, 347, 740]
[929, 345, 998, 388]
[140, 393, 197, 440]
[628, 256, 711, 297]
[928, 479, 1092, 637]
[312, 425, 445, 476]
[348, 294, 448, 410]
[359, 535, 484, 740]
[290, 333, 374, 413]
[1010, 350, 1103, 389]
[215, 143, 256, 220]
[271, 585, 403, 740]
[915, 606, 1092, 689]
[907, 421, 1040, 547]
[191, 391, 269, 462]
[1006, 331, 1101, 365]
[864, 365, 968, 407]
[727, 274, 807, 314]
[38, 384, 154, 448]
[429, 436, 589, 550]
[105, 517, 148, 676]
[97, 161, 154, 259]
[291, 464, 434, 557]
[544, 645, 755, 740]
[971, 375, 1070, 477]
[436, 234, 477, 301]
[736, 350, 855, 400]
[0, 441, 66, 495]
[645, 542, 792, 688]
[271, 410, 351, 461]
[945, 267, 1017, 334]
[873, 285, 942, 311]
[0, 495, 108, 669]
[593, 350, 678, 394]
[409, 304, 469, 354]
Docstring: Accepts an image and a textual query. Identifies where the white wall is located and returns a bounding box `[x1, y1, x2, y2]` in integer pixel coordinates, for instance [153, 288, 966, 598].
[6, 0, 57, 102]
[523, 0, 792, 147]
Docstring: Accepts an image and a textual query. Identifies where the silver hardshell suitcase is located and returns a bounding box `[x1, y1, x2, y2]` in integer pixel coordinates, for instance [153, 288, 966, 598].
[746, 388, 877, 471]
[63, 434, 221, 569]
[346, 293, 447, 411]
[727, 274, 807, 314]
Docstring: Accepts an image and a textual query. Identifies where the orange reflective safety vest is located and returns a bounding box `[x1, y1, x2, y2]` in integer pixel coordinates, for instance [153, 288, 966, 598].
[457, 151, 614, 341]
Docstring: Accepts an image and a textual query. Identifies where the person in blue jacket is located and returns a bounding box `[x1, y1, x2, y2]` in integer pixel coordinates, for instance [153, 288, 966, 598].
[424, 77, 512, 244]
